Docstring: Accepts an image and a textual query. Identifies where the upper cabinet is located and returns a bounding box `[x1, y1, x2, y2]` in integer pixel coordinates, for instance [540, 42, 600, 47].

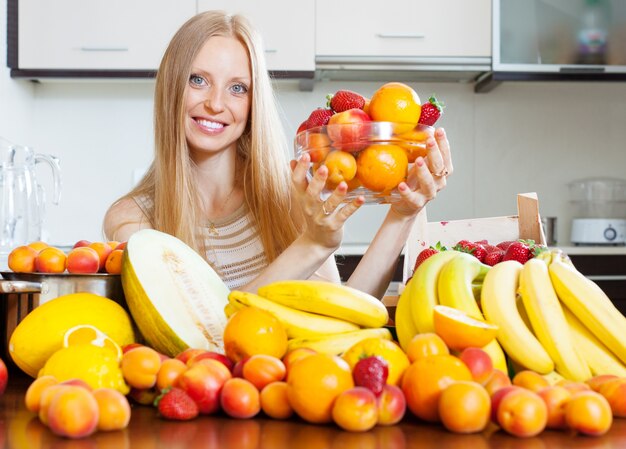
[315, 0, 491, 61]
[197, 1, 315, 74]
[15, 0, 196, 73]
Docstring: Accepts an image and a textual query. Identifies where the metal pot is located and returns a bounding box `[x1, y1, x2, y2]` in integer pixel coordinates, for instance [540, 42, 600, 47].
[0, 271, 125, 305]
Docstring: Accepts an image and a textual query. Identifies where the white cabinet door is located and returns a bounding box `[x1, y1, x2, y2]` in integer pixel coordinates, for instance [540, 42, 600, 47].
[197, 1, 315, 72]
[316, 0, 491, 59]
[18, 0, 196, 70]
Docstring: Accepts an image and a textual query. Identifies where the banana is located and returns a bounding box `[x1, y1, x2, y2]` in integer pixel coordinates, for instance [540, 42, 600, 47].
[286, 327, 393, 356]
[257, 280, 388, 328]
[228, 290, 360, 339]
[563, 304, 626, 377]
[437, 252, 490, 318]
[224, 302, 241, 319]
[394, 277, 418, 352]
[482, 339, 509, 374]
[408, 250, 460, 334]
[519, 258, 591, 382]
[481, 260, 554, 374]
[543, 370, 566, 386]
[549, 250, 626, 366]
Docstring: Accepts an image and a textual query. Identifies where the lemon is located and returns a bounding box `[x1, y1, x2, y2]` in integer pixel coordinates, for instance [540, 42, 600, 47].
[9, 292, 135, 377]
[39, 345, 130, 395]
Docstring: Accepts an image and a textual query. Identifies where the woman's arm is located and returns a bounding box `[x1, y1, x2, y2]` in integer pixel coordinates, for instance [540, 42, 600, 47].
[103, 198, 153, 242]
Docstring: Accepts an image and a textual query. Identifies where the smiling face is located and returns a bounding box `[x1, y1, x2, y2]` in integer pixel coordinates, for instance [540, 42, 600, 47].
[184, 35, 252, 160]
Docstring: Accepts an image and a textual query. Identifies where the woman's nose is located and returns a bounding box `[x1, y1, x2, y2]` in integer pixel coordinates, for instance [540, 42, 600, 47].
[204, 90, 225, 113]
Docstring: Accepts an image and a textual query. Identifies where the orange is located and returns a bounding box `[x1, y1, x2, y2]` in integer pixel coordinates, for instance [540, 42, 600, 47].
[63, 324, 122, 360]
[323, 149, 357, 190]
[287, 353, 354, 424]
[401, 354, 472, 422]
[405, 333, 449, 363]
[223, 307, 288, 362]
[432, 305, 499, 351]
[368, 82, 421, 132]
[398, 124, 434, 162]
[342, 337, 410, 386]
[356, 144, 408, 193]
[438, 380, 491, 433]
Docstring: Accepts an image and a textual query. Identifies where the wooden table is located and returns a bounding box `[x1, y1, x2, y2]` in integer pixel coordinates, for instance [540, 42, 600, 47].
[2, 374, 626, 449]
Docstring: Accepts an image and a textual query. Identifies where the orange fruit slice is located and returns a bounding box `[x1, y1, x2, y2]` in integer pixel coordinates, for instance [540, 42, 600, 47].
[433, 305, 498, 351]
[63, 324, 122, 360]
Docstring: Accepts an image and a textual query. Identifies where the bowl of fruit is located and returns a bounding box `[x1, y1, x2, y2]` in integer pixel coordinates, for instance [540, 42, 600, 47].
[294, 83, 443, 204]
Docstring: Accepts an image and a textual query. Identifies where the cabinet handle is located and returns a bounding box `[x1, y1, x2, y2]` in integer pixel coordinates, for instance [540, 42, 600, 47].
[264, 49, 278, 54]
[79, 47, 129, 52]
[376, 33, 425, 39]
[586, 275, 626, 281]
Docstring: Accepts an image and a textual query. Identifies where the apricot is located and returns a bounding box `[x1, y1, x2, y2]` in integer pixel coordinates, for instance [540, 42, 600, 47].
[484, 368, 512, 396]
[460, 347, 494, 385]
[242, 354, 286, 391]
[260, 381, 293, 420]
[66, 246, 100, 274]
[405, 332, 449, 363]
[106, 241, 120, 251]
[490, 385, 523, 424]
[27, 241, 49, 252]
[7, 245, 38, 272]
[128, 387, 159, 406]
[92, 388, 131, 431]
[586, 374, 619, 392]
[376, 384, 406, 426]
[25, 375, 58, 413]
[439, 381, 491, 434]
[597, 377, 626, 417]
[46, 386, 99, 438]
[34, 246, 67, 273]
[104, 249, 124, 275]
[331, 386, 378, 432]
[220, 378, 261, 419]
[557, 379, 591, 394]
[120, 346, 162, 390]
[537, 385, 572, 430]
[72, 239, 91, 248]
[497, 388, 548, 438]
[155, 358, 187, 392]
[88, 242, 113, 272]
[282, 347, 316, 377]
[512, 370, 550, 393]
[38, 384, 71, 425]
[175, 348, 208, 364]
[565, 391, 613, 436]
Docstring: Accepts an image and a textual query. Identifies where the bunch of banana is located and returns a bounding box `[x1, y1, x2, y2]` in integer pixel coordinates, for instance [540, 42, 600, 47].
[227, 280, 391, 356]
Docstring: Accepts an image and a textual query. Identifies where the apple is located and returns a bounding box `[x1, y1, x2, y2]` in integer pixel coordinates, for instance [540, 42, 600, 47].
[0, 358, 8, 395]
[326, 108, 372, 152]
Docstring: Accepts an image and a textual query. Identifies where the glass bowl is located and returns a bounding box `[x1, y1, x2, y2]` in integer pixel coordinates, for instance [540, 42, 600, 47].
[294, 122, 434, 204]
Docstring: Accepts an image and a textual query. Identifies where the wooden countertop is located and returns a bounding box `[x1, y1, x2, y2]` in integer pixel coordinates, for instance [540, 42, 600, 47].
[3, 374, 626, 449]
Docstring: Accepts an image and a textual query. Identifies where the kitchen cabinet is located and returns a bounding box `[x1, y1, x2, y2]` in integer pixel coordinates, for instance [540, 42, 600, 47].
[315, 0, 491, 61]
[12, 0, 196, 75]
[197, 1, 315, 74]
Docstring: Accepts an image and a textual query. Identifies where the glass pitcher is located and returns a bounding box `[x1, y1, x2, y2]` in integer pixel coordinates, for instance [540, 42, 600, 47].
[0, 137, 62, 255]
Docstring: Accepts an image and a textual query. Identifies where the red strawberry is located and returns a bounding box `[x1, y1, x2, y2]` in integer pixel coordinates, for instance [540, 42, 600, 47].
[305, 108, 334, 129]
[413, 242, 447, 272]
[496, 240, 517, 251]
[352, 356, 388, 396]
[155, 388, 199, 421]
[326, 90, 366, 113]
[417, 95, 444, 126]
[296, 120, 308, 134]
[483, 249, 505, 266]
[501, 241, 532, 264]
[453, 241, 487, 262]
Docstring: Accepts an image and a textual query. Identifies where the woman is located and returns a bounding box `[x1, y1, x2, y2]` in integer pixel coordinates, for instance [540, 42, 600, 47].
[103, 11, 453, 298]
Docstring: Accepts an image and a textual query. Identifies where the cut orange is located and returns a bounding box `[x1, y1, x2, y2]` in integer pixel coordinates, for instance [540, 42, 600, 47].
[433, 305, 498, 351]
[63, 324, 122, 361]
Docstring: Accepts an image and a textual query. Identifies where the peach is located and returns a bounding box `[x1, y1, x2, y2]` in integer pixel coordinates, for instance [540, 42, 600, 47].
[537, 385, 572, 430]
[114, 241, 127, 251]
[331, 386, 378, 432]
[242, 354, 286, 391]
[439, 381, 491, 434]
[7, 245, 38, 272]
[586, 374, 619, 392]
[497, 388, 548, 438]
[512, 370, 550, 392]
[122, 343, 144, 354]
[282, 348, 316, 377]
[104, 249, 124, 275]
[92, 388, 131, 431]
[128, 387, 158, 406]
[34, 246, 67, 273]
[376, 384, 406, 426]
[120, 345, 162, 390]
[176, 358, 231, 414]
[46, 386, 99, 438]
[460, 347, 494, 385]
[175, 348, 208, 364]
[88, 242, 113, 272]
[187, 350, 234, 372]
[27, 241, 49, 252]
[565, 391, 613, 436]
[25, 375, 58, 413]
[597, 377, 626, 417]
[220, 378, 261, 419]
[260, 381, 293, 420]
[326, 108, 372, 152]
[484, 369, 512, 396]
[72, 239, 91, 249]
[156, 358, 188, 391]
[66, 246, 100, 274]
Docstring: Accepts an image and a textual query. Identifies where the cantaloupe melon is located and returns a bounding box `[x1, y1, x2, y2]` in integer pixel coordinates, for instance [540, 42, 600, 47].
[121, 229, 230, 357]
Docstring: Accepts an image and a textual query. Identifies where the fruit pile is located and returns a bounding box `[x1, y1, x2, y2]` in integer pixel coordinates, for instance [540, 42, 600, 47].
[7, 239, 127, 275]
[295, 82, 444, 196]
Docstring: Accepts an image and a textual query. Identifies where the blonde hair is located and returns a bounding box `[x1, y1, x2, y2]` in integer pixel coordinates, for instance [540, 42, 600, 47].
[117, 10, 302, 262]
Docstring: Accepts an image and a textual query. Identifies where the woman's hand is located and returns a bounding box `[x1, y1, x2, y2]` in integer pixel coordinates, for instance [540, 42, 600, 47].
[291, 153, 364, 249]
[391, 127, 453, 217]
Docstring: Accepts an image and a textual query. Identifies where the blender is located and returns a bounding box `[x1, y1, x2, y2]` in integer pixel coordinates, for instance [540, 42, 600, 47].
[569, 177, 626, 245]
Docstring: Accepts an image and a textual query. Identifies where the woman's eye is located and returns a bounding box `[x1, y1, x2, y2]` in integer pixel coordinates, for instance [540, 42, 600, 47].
[189, 75, 206, 86]
[231, 83, 248, 94]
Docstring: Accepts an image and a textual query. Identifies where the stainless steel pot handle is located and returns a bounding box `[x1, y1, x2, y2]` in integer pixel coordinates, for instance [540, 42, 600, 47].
[0, 279, 43, 294]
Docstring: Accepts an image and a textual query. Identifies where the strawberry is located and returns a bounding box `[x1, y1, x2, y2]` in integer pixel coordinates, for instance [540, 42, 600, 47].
[417, 95, 444, 126]
[483, 249, 505, 266]
[496, 240, 517, 251]
[305, 108, 334, 129]
[413, 242, 447, 272]
[296, 120, 308, 134]
[453, 241, 487, 262]
[155, 388, 199, 421]
[501, 241, 532, 264]
[352, 356, 388, 396]
[326, 90, 366, 113]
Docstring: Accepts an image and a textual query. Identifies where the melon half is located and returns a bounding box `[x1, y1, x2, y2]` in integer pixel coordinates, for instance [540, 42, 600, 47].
[121, 229, 230, 356]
